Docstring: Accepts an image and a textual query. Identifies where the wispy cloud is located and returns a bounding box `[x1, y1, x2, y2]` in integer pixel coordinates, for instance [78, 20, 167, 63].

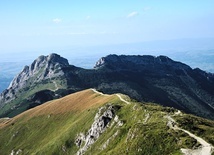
[52, 18, 62, 24]
[127, 11, 139, 18]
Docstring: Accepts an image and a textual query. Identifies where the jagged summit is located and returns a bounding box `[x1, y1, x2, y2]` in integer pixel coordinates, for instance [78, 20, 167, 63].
[94, 54, 190, 71]
[28, 53, 69, 75]
[9, 53, 69, 88]
[0, 53, 69, 107]
[46, 53, 69, 66]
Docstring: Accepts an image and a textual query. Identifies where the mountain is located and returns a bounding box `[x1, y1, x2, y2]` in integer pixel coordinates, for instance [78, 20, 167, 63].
[0, 53, 70, 117]
[0, 89, 213, 155]
[0, 54, 214, 120]
[90, 55, 214, 120]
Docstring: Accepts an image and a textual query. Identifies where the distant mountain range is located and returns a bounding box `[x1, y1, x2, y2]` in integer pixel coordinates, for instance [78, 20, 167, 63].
[0, 53, 214, 120]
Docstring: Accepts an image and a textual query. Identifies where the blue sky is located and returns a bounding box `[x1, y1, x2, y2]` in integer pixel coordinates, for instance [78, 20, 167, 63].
[0, 0, 214, 52]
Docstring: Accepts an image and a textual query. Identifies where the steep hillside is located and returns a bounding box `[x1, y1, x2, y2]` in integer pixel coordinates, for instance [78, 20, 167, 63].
[0, 89, 213, 155]
[1, 54, 214, 121]
[0, 53, 70, 117]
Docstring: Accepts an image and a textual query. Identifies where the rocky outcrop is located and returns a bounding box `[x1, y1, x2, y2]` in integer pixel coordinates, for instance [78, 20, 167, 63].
[75, 105, 116, 155]
[10, 149, 22, 155]
[0, 53, 69, 107]
[94, 54, 191, 71]
[9, 53, 69, 89]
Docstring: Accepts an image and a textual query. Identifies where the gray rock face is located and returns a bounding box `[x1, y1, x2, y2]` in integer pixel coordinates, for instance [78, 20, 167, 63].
[0, 53, 69, 107]
[94, 54, 190, 71]
[75, 105, 115, 155]
[9, 53, 69, 88]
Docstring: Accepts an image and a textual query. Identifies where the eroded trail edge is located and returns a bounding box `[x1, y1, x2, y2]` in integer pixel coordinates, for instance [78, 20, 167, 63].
[165, 114, 214, 155]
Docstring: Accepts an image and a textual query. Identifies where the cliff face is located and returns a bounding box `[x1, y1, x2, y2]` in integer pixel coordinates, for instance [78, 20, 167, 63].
[9, 54, 69, 89]
[0, 53, 69, 107]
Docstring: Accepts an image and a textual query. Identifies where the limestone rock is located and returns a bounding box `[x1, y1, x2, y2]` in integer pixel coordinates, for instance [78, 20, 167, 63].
[76, 105, 116, 155]
[0, 53, 69, 107]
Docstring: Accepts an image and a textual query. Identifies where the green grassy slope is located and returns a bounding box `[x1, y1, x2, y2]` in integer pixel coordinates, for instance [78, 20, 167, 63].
[0, 77, 67, 118]
[0, 89, 213, 155]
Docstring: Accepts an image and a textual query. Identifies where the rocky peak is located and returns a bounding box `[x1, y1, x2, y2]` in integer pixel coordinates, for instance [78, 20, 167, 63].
[0, 53, 69, 106]
[28, 53, 69, 75]
[9, 53, 69, 87]
[47, 53, 69, 65]
[94, 54, 190, 71]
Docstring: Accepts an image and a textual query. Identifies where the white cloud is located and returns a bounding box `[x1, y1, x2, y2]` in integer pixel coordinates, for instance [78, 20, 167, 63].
[52, 18, 62, 23]
[127, 11, 139, 18]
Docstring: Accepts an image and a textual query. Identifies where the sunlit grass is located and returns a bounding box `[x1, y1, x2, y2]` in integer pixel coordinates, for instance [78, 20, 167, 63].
[0, 89, 213, 155]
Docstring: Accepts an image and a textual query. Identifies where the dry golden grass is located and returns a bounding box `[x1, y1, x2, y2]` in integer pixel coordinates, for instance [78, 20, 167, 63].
[0, 89, 116, 128]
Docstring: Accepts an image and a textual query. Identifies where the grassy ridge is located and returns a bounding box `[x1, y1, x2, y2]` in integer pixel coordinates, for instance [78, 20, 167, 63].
[0, 89, 213, 155]
[0, 90, 116, 154]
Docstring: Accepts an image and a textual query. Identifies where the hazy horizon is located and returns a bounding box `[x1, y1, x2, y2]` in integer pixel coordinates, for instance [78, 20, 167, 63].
[0, 1, 214, 52]
[1, 39, 214, 74]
